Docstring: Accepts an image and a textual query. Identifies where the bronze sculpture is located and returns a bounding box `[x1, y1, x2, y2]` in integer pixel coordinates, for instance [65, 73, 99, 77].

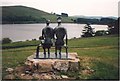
[35, 18, 68, 59]
[36, 20, 54, 58]
[54, 18, 68, 58]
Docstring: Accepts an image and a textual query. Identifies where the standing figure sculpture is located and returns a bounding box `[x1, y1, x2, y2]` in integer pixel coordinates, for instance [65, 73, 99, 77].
[37, 20, 54, 58]
[54, 18, 68, 58]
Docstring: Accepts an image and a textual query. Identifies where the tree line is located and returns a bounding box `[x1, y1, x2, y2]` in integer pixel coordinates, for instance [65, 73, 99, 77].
[74, 17, 116, 25]
[2, 16, 46, 24]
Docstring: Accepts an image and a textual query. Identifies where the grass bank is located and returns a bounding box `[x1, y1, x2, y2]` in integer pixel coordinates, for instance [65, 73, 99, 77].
[2, 35, 119, 79]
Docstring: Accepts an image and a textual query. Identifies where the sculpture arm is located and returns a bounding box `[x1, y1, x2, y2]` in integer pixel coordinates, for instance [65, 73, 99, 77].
[41, 29, 45, 44]
[65, 28, 68, 47]
[65, 33, 68, 46]
[42, 29, 44, 38]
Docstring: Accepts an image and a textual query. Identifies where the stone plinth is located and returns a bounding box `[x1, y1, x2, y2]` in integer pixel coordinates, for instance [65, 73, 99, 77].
[25, 52, 80, 72]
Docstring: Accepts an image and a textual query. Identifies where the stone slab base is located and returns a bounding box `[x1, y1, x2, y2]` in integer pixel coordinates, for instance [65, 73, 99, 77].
[33, 52, 74, 59]
[25, 52, 80, 72]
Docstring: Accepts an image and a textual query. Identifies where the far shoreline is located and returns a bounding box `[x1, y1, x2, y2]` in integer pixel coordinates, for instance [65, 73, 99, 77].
[1, 22, 110, 25]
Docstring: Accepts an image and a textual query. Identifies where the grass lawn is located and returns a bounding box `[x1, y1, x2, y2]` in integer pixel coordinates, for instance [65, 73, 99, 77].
[2, 35, 119, 80]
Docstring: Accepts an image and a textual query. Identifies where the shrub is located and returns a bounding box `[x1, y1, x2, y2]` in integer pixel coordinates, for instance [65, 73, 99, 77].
[95, 30, 109, 36]
[2, 38, 12, 44]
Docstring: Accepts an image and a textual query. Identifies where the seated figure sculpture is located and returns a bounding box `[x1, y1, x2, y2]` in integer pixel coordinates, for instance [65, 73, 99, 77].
[36, 20, 54, 58]
[54, 18, 68, 58]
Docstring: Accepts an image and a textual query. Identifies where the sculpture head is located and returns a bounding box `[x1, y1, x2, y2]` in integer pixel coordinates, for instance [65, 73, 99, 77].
[57, 17, 62, 26]
[46, 19, 50, 26]
[57, 19, 62, 26]
[86, 23, 90, 26]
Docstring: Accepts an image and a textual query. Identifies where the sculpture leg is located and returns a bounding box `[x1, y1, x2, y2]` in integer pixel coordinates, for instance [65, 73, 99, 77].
[36, 45, 39, 59]
[59, 47, 62, 59]
[43, 48, 46, 58]
[66, 47, 68, 58]
[55, 47, 57, 58]
[48, 48, 50, 58]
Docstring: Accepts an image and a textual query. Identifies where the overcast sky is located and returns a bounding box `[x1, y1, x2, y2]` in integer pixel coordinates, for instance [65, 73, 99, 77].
[1, 0, 119, 17]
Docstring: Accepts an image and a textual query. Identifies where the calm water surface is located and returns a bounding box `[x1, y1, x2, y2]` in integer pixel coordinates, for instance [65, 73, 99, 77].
[2, 23, 108, 42]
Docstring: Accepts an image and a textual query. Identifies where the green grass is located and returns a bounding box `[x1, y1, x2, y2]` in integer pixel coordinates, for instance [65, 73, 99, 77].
[69, 47, 118, 79]
[2, 35, 118, 49]
[89, 60, 119, 79]
[2, 35, 119, 79]
[2, 40, 40, 49]
[69, 35, 118, 48]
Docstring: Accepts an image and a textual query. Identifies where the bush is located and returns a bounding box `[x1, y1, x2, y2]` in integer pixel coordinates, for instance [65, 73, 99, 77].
[95, 30, 109, 36]
[2, 38, 12, 44]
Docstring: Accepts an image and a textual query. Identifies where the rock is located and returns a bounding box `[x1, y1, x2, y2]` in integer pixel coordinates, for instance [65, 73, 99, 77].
[86, 66, 91, 70]
[25, 52, 80, 75]
[25, 65, 33, 71]
[26, 59, 54, 72]
[32, 73, 40, 79]
[90, 69, 95, 72]
[19, 74, 33, 79]
[50, 74, 57, 79]
[61, 75, 69, 79]
[24, 65, 35, 74]
[39, 73, 52, 79]
[32, 72, 58, 80]
[21, 73, 25, 76]
[47, 72, 61, 79]
[50, 74, 62, 79]
[38, 62, 53, 72]
[14, 66, 25, 73]
[69, 61, 80, 71]
[25, 70, 32, 74]
[81, 69, 93, 75]
[4, 74, 15, 79]
[54, 75, 62, 79]
[53, 61, 69, 72]
[6, 68, 14, 74]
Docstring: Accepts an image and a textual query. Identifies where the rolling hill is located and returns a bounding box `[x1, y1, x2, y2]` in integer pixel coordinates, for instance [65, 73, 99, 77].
[1, 6, 73, 24]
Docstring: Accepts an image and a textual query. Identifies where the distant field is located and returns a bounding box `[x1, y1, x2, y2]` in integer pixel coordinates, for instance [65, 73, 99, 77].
[2, 35, 119, 79]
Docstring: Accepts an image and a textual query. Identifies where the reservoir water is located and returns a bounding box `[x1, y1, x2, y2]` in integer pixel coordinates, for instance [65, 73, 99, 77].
[2, 23, 108, 42]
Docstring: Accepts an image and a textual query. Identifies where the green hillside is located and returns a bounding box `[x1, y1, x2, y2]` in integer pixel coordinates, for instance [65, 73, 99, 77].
[2, 6, 73, 24]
